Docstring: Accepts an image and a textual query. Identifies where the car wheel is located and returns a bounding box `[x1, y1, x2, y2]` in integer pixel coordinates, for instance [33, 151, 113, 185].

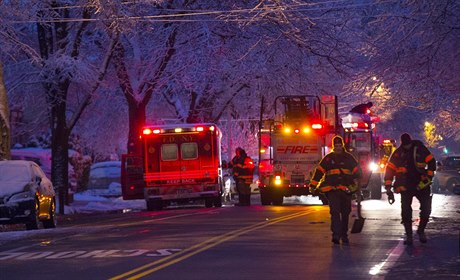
[42, 199, 57, 229]
[25, 199, 40, 230]
[446, 177, 460, 193]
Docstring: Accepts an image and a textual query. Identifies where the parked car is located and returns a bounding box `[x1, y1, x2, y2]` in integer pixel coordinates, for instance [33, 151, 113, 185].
[0, 160, 56, 230]
[11, 148, 78, 192]
[87, 161, 122, 196]
[432, 155, 460, 193]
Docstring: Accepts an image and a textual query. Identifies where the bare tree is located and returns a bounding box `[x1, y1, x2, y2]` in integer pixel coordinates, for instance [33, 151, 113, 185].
[0, 61, 10, 160]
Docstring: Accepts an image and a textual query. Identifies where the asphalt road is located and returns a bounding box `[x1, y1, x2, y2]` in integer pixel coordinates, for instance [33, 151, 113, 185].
[1, 193, 459, 280]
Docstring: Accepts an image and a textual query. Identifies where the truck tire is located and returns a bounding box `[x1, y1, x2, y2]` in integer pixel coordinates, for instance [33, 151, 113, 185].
[260, 189, 272, 205]
[213, 196, 222, 208]
[272, 193, 283, 206]
[205, 198, 213, 208]
[147, 199, 163, 211]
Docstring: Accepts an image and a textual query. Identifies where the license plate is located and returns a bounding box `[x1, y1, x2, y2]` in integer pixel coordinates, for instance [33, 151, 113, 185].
[176, 188, 191, 196]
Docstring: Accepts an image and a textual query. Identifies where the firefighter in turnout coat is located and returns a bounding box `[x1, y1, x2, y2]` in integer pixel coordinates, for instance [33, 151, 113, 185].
[384, 133, 436, 245]
[229, 147, 254, 206]
[309, 136, 361, 244]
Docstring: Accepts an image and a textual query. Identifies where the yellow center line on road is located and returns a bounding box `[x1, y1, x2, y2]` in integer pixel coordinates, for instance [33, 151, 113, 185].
[109, 208, 320, 280]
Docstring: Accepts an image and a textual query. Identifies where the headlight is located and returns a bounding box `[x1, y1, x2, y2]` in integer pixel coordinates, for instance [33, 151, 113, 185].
[369, 162, 378, 172]
[274, 175, 282, 186]
[8, 191, 34, 203]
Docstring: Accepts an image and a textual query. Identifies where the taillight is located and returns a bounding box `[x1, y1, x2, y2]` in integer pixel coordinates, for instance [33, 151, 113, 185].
[312, 123, 323, 130]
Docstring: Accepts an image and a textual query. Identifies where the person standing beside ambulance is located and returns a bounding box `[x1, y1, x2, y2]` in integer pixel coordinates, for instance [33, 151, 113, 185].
[384, 133, 436, 245]
[229, 147, 254, 206]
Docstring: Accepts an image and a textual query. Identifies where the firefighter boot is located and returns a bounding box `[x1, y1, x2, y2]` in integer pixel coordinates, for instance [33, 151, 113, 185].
[417, 218, 429, 243]
[403, 222, 413, 245]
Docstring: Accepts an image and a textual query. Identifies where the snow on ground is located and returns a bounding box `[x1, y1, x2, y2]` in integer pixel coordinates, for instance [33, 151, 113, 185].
[64, 191, 145, 214]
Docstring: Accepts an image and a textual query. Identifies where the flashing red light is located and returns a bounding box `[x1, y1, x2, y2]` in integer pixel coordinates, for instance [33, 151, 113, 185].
[143, 128, 152, 135]
[312, 123, 323, 130]
[153, 129, 161, 134]
[366, 109, 372, 114]
[129, 185, 135, 190]
[196, 126, 204, 132]
[294, 128, 300, 134]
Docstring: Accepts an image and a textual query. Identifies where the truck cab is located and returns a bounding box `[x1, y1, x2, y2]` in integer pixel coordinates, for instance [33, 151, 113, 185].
[341, 112, 382, 199]
[257, 95, 339, 205]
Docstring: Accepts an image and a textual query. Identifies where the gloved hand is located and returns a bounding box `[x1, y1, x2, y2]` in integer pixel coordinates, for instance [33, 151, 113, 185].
[386, 191, 395, 205]
[418, 175, 432, 190]
[309, 185, 316, 194]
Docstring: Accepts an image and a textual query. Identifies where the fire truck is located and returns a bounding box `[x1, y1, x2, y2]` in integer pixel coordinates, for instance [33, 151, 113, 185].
[341, 111, 383, 199]
[121, 123, 223, 211]
[257, 95, 339, 205]
[372, 138, 397, 190]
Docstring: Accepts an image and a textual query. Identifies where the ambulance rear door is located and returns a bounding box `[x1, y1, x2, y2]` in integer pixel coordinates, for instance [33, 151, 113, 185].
[121, 154, 145, 200]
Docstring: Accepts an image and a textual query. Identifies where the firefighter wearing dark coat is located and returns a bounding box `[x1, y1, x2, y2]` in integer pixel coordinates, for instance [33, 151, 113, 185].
[229, 147, 254, 206]
[309, 136, 361, 244]
[384, 133, 436, 245]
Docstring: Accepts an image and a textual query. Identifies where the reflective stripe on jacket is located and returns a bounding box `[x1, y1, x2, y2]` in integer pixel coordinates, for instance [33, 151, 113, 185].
[384, 140, 436, 191]
[310, 151, 361, 193]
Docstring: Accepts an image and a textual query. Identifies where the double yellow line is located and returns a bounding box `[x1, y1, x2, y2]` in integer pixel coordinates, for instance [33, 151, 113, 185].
[110, 209, 318, 280]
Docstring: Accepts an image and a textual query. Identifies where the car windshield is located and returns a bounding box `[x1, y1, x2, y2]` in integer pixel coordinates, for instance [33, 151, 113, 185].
[444, 157, 460, 169]
[0, 164, 30, 182]
[90, 166, 120, 178]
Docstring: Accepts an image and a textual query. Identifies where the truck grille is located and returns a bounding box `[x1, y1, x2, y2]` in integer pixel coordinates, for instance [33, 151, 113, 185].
[290, 175, 305, 184]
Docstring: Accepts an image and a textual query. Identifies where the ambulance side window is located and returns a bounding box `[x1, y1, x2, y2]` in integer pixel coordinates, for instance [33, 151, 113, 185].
[181, 143, 198, 160]
[161, 144, 178, 161]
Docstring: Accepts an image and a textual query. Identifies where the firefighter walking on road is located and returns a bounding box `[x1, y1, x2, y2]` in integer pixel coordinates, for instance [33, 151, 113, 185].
[229, 147, 254, 206]
[384, 133, 436, 245]
[309, 136, 361, 244]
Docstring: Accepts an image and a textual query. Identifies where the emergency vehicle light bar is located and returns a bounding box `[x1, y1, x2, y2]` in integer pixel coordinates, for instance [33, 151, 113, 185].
[280, 125, 319, 134]
[142, 125, 216, 135]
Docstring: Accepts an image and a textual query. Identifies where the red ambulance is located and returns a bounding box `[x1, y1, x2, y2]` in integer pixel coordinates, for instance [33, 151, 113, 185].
[121, 123, 223, 211]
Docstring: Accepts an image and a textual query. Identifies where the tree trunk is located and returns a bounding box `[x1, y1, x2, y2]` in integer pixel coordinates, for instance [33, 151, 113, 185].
[127, 102, 146, 155]
[0, 61, 10, 160]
